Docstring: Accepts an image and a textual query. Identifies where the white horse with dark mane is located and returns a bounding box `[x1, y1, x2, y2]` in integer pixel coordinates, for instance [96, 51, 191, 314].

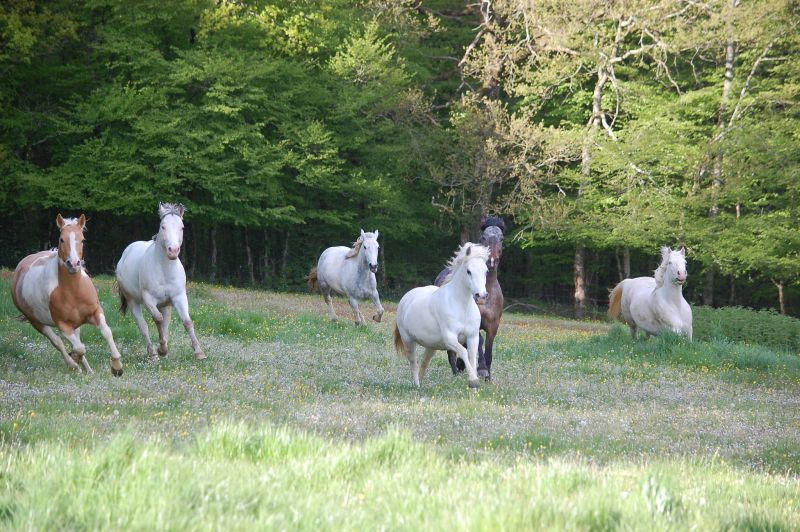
[608, 246, 692, 341]
[393, 243, 489, 389]
[307, 230, 384, 325]
[116, 203, 205, 360]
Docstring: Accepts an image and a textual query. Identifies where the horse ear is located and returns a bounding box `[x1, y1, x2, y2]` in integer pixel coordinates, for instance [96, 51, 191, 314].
[158, 202, 167, 218]
[176, 203, 186, 218]
[374, 229, 379, 239]
[661, 246, 671, 260]
[360, 228, 365, 238]
[679, 246, 686, 256]
[78, 214, 86, 229]
[56, 214, 65, 229]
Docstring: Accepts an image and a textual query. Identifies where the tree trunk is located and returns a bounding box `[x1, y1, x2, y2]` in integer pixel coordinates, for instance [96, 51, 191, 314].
[574, 245, 586, 319]
[622, 246, 630, 279]
[705, 8, 737, 306]
[189, 225, 198, 278]
[729, 274, 735, 306]
[262, 229, 271, 282]
[773, 279, 786, 315]
[703, 269, 714, 306]
[379, 242, 386, 287]
[244, 227, 255, 286]
[281, 228, 290, 278]
[209, 226, 218, 283]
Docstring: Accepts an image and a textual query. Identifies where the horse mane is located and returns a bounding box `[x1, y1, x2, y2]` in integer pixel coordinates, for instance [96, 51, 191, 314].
[345, 237, 363, 259]
[653, 246, 670, 288]
[481, 216, 506, 235]
[159, 202, 186, 219]
[59, 218, 87, 232]
[440, 243, 490, 285]
[345, 232, 377, 259]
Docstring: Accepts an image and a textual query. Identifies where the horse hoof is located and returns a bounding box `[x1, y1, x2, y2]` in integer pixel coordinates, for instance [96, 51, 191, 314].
[484, 374, 492, 382]
[468, 379, 480, 389]
[148, 354, 160, 363]
[195, 352, 206, 360]
[111, 367, 123, 377]
[157, 347, 168, 357]
[477, 368, 489, 378]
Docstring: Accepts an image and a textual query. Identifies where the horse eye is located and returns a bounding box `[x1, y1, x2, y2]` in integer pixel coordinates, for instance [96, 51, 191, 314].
[59, 238, 64, 243]
[467, 270, 472, 276]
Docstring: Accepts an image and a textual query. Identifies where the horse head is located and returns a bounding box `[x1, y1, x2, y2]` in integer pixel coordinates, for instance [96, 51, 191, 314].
[480, 216, 505, 271]
[359, 229, 380, 273]
[660, 246, 688, 286]
[56, 213, 87, 274]
[158, 203, 186, 260]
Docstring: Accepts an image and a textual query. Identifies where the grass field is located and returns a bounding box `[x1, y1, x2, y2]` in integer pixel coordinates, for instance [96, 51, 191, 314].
[1, 274, 799, 530]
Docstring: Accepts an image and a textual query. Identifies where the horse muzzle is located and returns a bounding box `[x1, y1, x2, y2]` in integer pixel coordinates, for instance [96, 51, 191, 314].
[63, 259, 81, 274]
[369, 264, 378, 273]
[673, 277, 686, 286]
[166, 246, 181, 260]
[474, 293, 488, 305]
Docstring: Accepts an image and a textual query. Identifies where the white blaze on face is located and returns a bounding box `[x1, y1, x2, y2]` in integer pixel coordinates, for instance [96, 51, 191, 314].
[68, 232, 80, 267]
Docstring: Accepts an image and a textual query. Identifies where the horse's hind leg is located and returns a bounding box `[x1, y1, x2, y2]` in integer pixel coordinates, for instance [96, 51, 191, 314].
[323, 289, 338, 321]
[418, 348, 436, 380]
[156, 305, 172, 357]
[348, 296, 365, 325]
[130, 301, 158, 360]
[37, 324, 81, 372]
[403, 341, 420, 387]
[628, 323, 638, 339]
[447, 350, 464, 374]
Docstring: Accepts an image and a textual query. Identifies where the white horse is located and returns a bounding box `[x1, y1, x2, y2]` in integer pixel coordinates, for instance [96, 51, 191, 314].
[116, 203, 205, 360]
[307, 229, 384, 325]
[608, 246, 693, 341]
[393, 243, 489, 389]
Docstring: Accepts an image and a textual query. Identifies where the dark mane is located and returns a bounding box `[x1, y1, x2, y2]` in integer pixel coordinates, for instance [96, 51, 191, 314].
[481, 216, 506, 235]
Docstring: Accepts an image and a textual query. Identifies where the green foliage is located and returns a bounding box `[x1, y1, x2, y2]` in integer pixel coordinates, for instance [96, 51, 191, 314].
[693, 306, 800, 353]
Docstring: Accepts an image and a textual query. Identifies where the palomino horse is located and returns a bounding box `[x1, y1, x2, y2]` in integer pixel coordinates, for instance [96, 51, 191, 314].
[116, 203, 205, 360]
[11, 214, 124, 375]
[608, 246, 693, 340]
[307, 229, 384, 325]
[435, 216, 505, 381]
[394, 243, 489, 389]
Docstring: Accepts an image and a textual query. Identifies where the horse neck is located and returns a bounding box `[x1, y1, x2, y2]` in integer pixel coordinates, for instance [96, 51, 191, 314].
[56, 262, 87, 291]
[440, 267, 472, 300]
[655, 280, 684, 302]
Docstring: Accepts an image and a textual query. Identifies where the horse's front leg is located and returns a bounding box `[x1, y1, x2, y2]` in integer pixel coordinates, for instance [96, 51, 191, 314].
[370, 290, 384, 323]
[479, 322, 500, 381]
[37, 324, 81, 372]
[89, 310, 124, 376]
[172, 292, 205, 360]
[348, 296, 365, 325]
[60, 325, 93, 374]
[444, 332, 479, 389]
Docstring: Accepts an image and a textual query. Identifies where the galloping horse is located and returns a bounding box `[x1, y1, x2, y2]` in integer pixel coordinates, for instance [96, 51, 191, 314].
[116, 203, 205, 360]
[435, 216, 505, 380]
[307, 229, 384, 325]
[11, 214, 124, 375]
[394, 243, 489, 389]
[608, 246, 693, 340]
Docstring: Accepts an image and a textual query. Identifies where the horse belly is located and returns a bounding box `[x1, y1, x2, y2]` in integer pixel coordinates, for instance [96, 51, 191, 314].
[17, 259, 58, 326]
[116, 241, 151, 299]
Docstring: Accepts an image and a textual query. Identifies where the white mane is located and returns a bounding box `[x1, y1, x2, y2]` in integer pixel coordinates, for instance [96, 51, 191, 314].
[345, 232, 377, 260]
[60, 217, 80, 226]
[653, 247, 670, 288]
[441, 243, 490, 286]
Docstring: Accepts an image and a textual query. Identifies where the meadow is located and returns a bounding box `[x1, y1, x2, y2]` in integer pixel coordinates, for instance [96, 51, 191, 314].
[0, 274, 798, 530]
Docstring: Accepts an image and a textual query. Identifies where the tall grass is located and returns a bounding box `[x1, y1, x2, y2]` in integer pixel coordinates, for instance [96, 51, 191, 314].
[1, 424, 798, 531]
[694, 305, 800, 353]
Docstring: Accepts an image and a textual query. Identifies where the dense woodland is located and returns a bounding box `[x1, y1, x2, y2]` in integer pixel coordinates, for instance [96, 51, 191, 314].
[1, 0, 798, 316]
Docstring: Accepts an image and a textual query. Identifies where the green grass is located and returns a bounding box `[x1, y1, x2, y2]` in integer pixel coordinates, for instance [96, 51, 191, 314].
[0, 273, 799, 529]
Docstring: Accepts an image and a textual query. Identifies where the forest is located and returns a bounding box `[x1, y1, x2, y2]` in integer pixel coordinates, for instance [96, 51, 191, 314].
[1, 0, 798, 317]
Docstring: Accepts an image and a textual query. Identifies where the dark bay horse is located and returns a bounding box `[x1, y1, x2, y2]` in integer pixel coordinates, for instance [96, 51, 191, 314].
[434, 216, 505, 381]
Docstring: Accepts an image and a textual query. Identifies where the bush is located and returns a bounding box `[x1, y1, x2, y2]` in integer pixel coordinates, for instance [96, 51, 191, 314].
[693, 306, 800, 353]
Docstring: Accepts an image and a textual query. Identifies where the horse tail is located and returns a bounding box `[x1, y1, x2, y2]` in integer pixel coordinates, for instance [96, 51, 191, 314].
[393, 324, 407, 359]
[306, 267, 319, 292]
[117, 282, 129, 316]
[608, 282, 624, 321]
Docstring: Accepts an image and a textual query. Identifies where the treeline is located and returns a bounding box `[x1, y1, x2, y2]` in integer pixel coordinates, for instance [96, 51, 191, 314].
[1, 1, 798, 316]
